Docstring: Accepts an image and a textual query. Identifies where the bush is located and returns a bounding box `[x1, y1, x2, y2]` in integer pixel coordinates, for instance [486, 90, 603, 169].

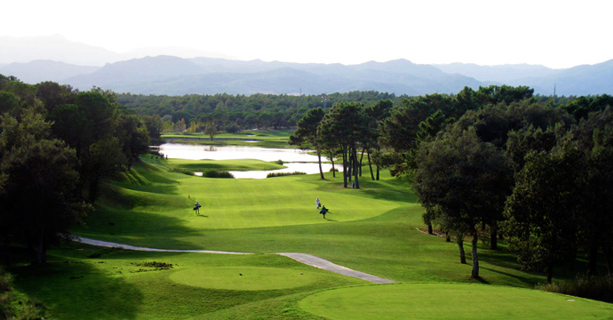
[0, 267, 12, 292]
[266, 171, 306, 178]
[0, 268, 46, 319]
[225, 123, 240, 133]
[536, 274, 613, 303]
[275, 160, 284, 165]
[203, 170, 234, 178]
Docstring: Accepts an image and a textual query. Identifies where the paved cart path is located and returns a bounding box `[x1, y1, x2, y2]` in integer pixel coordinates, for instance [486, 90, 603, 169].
[75, 237, 395, 284]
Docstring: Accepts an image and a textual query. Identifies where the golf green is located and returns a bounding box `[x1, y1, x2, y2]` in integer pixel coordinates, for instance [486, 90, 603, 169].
[169, 266, 327, 290]
[299, 283, 613, 320]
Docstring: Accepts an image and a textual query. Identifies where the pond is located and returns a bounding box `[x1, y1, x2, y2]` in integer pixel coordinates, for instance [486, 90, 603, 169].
[157, 144, 339, 179]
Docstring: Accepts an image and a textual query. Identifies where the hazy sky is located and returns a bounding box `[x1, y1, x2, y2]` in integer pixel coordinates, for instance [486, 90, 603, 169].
[4, 0, 612, 68]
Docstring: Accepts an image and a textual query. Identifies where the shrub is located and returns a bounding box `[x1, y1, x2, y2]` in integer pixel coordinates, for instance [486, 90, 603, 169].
[275, 160, 284, 165]
[203, 170, 234, 178]
[267, 171, 306, 178]
[135, 261, 173, 270]
[0, 268, 46, 319]
[0, 267, 12, 292]
[225, 123, 240, 133]
[87, 247, 122, 258]
[536, 274, 613, 303]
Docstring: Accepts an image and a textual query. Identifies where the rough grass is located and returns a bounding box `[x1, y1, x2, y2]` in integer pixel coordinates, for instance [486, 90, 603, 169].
[536, 275, 613, 303]
[8, 154, 613, 319]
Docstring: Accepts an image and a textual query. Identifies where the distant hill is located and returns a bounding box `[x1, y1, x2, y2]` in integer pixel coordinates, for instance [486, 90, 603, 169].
[0, 34, 235, 67]
[510, 59, 613, 96]
[59, 56, 488, 95]
[433, 61, 613, 96]
[1, 36, 612, 96]
[0, 60, 98, 84]
[0, 35, 119, 66]
[433, 63, 559, 83]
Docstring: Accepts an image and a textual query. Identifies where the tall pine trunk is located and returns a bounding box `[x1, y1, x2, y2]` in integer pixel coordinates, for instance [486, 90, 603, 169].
[317, 151, 324, 180]
[359, 148, 365, 177]
[367, 151, 375, 180]
[353, 148, 360, 189]
[35, 229, 47, 265]
[587, 243, 598, 275]
[346, 150, 352, 182]
[457, 237, 466, 264]
[471, 232, 479, 278]
[490, 222, 498, 250]
[342, 151, 348, 188]
[602, 245, 613, 275]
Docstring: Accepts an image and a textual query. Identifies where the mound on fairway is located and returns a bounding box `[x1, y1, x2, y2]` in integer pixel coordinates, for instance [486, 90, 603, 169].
[170, 266, 326, 291]
[299, 283, 613, 320]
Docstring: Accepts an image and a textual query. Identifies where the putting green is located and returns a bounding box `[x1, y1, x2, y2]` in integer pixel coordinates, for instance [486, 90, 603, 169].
[169, 266, 324, 290]
[299, 283, 613, 320]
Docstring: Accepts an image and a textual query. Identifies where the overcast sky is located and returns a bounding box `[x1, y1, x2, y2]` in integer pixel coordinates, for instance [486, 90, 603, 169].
[3, 0, 612, 69]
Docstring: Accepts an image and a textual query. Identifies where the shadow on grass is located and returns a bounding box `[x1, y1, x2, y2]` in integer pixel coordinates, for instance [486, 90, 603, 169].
[11, 256, 143, 320]
[472, 275, 491, 284]
[480, 267, 542, 287]
[74, 208, 210, 250]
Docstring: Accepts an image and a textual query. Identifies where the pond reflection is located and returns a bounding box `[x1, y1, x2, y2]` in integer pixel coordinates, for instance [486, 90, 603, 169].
[158, 144, 339, 179]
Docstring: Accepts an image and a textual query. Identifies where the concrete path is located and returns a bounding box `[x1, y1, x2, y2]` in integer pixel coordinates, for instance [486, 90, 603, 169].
[277, 252, 395, 284]
[75, 237, 395, 284]
[76, 237, 252, 255]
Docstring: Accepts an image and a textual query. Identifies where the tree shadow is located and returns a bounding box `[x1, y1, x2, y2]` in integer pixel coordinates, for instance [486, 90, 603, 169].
[480, 266, 542, 286]
[11, 255, 143, 320]
[471, 275, 491, 284]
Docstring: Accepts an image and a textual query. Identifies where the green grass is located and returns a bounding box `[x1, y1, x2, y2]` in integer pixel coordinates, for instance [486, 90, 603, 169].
[167, 158, 286, 172]
[8, 153, 613, 319]
[162, 129, 294, 148]
[300, 283, 613, 320]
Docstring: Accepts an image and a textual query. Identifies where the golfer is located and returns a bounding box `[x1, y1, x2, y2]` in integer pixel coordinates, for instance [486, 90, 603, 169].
[320, 205, 329, 219]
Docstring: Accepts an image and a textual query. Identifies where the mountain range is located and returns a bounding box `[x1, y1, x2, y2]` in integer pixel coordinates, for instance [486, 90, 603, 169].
[1, 35, 612, 96]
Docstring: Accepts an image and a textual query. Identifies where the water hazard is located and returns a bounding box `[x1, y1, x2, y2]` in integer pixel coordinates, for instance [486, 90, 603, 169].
[157, 144, 338, 179]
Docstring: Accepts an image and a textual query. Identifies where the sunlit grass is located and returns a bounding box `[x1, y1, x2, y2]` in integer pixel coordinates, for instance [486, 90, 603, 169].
[161, 129, 294, 148]
[10, 152, 611, 319]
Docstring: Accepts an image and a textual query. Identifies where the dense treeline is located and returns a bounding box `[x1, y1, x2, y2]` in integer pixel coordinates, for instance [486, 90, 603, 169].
[414, 100, 613, 283]
[0, 74, 152, 266]
[289, 85, 613, 293]
[117, 91, 398, 133]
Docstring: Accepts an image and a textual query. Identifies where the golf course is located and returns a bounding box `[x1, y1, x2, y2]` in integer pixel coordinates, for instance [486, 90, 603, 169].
[7, 135, 612, 320]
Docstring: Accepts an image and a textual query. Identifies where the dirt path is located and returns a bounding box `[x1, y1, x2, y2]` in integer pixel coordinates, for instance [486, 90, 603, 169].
[75, 237, 395, 284]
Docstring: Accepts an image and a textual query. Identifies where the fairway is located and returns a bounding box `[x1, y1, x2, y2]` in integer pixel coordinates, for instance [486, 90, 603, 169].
[77, 157, 408, 250]
[299, 283, 613, 320]
[36, 155, 609, 319]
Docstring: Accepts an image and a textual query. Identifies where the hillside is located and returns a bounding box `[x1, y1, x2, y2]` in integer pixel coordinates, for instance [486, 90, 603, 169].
[2, 53, 613, 96]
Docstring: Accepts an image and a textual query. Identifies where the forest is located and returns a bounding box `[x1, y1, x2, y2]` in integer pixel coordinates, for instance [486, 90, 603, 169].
[288, 85, 613, 286]
[1, 72, 613, 318]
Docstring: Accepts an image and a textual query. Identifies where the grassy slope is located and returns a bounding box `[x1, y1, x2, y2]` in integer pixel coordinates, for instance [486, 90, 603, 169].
[162, 129, 294, 148]
[9, 156, 613, 319]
